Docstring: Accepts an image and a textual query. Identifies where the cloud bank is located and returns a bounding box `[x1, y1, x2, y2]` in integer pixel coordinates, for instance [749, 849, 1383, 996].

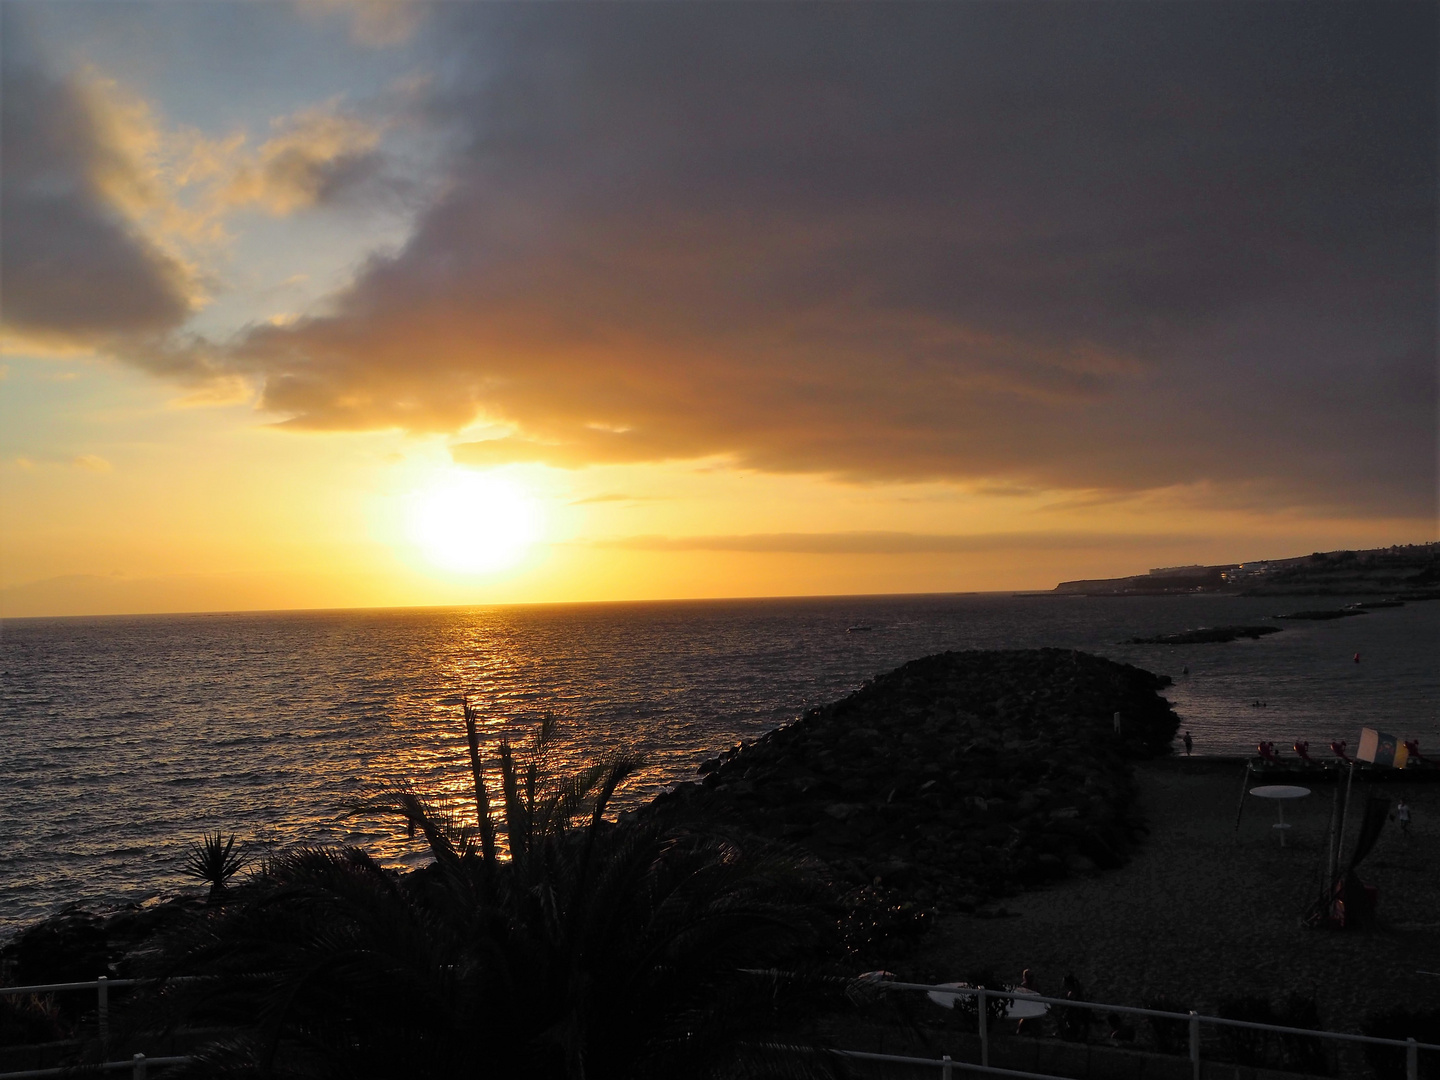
[10, 3, 1437, 516]
[594, 531, 1203, 556]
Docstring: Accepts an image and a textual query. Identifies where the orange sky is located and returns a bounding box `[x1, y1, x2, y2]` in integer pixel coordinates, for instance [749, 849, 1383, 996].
[2, 3, 1434, 617]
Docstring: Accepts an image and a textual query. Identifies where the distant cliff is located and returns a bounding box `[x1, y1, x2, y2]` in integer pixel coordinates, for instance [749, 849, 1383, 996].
[1054, 565, 1233, 596]
[1053, 542, 1440, 597]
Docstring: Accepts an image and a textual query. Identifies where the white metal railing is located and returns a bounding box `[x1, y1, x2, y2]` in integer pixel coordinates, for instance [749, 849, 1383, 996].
[0, 976, 207, 1049]
[861, 981, 1437, 1080]
[0, 1054, 190, 1079]
[0, 976, 205, 1079]
[2, 976, 1436, 1080]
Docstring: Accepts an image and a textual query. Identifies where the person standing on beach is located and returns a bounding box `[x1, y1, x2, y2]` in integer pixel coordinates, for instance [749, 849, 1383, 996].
[1015, 968, 1040, 1034]
[1183, 731, 1193, 756]
[1059, 973, 1089, 1041]
[1396, 799, 1411, 836]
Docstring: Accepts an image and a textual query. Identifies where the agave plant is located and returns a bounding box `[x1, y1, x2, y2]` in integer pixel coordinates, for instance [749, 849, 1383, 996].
[159, 702, 838, 1079]
[180, 831, 247, 903]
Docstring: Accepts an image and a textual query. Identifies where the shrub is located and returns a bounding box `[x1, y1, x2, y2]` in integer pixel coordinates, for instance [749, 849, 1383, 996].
[944, 968, 1009, 1031]
[0, 994, 65, 1047]
[837, 884, 930, 967]
[156, 708, 837, 1079]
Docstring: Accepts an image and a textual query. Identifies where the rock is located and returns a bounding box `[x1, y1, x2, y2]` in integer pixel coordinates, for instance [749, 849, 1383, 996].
[5, 911, 113, 986]
[642, 648, 1177, 914]
[1129, 625, 1281, 644]
[1065, 852, 1099, 874]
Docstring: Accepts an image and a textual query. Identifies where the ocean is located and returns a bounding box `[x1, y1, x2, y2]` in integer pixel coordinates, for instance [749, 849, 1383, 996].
[2, 592, 1436, 932]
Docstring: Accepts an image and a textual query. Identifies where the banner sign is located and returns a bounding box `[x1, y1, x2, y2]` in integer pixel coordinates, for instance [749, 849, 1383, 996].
[1356, 727, 1409, 769]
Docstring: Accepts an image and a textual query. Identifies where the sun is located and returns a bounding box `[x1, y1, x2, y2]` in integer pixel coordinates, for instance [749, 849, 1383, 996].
[406, 470, 541, 574]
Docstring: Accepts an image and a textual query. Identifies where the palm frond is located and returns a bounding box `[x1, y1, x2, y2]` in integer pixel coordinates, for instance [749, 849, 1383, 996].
[150, 707, 833, 1080]
[462, 696, 498, 863]
[181, 832, 248, 901]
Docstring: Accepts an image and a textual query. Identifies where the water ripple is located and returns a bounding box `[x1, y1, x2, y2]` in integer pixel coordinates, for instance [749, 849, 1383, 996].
[1, 594, 1435, 932]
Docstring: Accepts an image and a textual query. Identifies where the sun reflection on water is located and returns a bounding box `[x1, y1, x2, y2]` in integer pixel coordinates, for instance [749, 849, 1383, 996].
[3, 595, 1436, 928]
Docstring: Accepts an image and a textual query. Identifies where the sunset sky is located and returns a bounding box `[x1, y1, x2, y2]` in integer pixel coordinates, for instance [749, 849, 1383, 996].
[2, 1, 1435, 618]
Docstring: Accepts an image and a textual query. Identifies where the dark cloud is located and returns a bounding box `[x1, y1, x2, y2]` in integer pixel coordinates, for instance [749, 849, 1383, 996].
[594, 531, 1204, 556]
[113, 5, 1440, 513]
[0, 10, 194, 345]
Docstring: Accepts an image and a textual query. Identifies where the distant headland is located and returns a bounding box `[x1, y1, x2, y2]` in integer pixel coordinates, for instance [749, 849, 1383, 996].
[1053, 541, 1440, 598]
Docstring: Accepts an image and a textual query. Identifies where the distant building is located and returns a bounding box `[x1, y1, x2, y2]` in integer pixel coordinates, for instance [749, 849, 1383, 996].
[1148, 564, 1235, 578]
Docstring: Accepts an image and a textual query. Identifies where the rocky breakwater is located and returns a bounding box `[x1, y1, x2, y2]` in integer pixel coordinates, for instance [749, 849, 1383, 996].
[644, 649, 1178, 911]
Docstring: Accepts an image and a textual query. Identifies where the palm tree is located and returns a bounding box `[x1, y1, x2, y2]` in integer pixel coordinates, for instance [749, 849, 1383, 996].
[160, 703, 837, 1079]
[180, 832, 247, 904]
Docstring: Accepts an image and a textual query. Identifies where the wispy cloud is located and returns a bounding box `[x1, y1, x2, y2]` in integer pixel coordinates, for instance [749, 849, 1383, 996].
[190, 100, 386, 216]
[298, 0, 425, 48]
[591, 531, 1203, 556]
[568, 493, 656, 505]
[7, 453, 114, 473]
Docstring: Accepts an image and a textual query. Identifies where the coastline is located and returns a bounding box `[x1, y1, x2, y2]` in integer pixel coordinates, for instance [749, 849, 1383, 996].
[5, 647, 1436, 1034]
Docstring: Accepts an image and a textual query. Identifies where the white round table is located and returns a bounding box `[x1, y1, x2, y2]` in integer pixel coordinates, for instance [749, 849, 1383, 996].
[927, 981, 970, 1009]
[1248, 784, 1311, 846]
[926, 983, 1047, 1019]
[1007, 988, 1047, 1019]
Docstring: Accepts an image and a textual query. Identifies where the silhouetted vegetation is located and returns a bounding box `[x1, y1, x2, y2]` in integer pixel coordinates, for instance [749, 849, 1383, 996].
[180, 832, 248, 903]
[156, 706, 837, 1079]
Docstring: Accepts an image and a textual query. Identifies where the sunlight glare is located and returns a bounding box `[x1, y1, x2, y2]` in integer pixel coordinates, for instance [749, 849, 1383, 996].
[407, 470, 541, 574]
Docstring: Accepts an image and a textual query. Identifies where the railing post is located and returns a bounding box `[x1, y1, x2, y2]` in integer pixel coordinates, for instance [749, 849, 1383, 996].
[1189, 1010, 1201, 1080]
[1407, 1037, 1418, 1080]
[943, 1052, 953, 1080]
[133, 1052, 147, 1080]
[978, 988, 989, 1067]
[97, 975, 109, 1048]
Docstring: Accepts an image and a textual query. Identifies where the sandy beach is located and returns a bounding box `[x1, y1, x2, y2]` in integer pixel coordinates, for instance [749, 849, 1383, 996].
[921, 757, 1439, 1028]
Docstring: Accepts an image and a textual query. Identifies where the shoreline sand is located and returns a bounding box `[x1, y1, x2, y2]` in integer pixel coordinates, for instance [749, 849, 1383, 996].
[921, 756, 1439, 1027]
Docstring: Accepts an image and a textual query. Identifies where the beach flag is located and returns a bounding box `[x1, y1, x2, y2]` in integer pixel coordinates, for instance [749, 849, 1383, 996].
[1356, 727, 1409, 769]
